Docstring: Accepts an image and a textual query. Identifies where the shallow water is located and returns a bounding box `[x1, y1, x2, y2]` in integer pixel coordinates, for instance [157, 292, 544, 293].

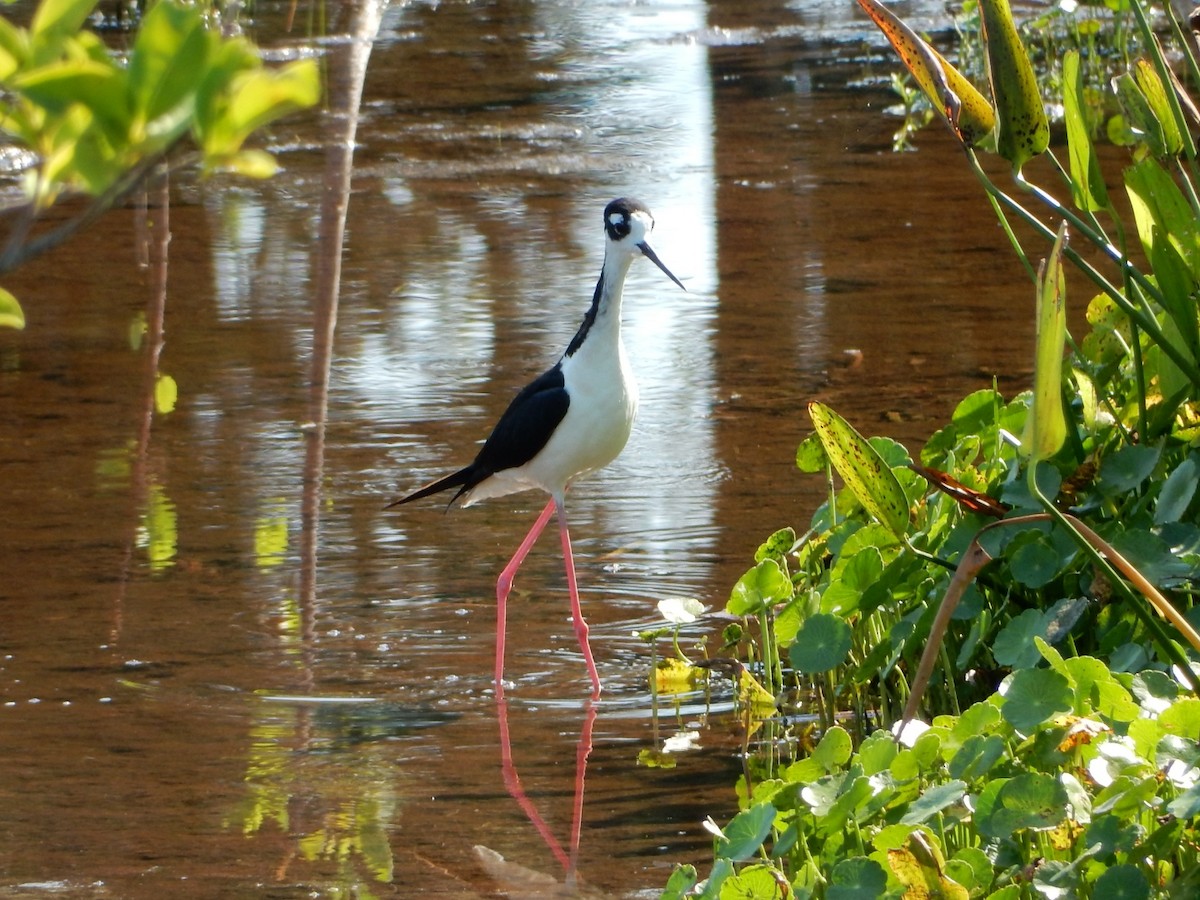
[0, 0, 1038, 895]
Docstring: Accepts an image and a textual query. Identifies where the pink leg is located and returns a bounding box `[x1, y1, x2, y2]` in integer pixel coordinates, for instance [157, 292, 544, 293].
[495, 498, 557, 688]
[555, 498, 602, 698]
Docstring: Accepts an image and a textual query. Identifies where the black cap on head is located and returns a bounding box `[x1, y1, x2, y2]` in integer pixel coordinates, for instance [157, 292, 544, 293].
[603, 197, 652, 241]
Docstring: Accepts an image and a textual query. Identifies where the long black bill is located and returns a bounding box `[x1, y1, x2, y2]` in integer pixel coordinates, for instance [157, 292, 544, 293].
[638, 241, 687, 292]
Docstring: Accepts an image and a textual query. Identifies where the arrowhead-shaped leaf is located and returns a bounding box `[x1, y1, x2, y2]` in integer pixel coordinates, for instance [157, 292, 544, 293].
[979, 0, 1048, 172]
[854, 0, 994, 146]
[808, 402, 910, 539]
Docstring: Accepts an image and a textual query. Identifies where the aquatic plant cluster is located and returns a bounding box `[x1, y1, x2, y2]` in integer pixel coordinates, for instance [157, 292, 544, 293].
[662, 0, 1200, 896]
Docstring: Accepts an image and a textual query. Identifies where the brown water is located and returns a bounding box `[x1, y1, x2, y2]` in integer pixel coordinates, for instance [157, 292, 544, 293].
[0, 0, 1038, 896]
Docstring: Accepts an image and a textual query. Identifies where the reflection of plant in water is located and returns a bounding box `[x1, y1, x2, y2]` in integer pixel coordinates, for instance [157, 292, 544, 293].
[224, 701, 397, 892]
[136, 482, 177, 572]
[887, 73, 933, 153]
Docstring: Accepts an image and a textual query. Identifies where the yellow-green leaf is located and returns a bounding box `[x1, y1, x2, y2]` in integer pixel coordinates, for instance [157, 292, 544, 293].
[737, 668, 777, 720]
[854, 0, 994, 146]
[220, 148, 279, 179]
[30, 0, 96, 47]
[808, 401, 911, 539]
[154, 372, 177, 414]
[1025, 221, 1069, 463]
[654, 658, 703, 695]
[1133, 58, 1183, 157]
[0, 287, 26, 329]
[0, 16, 29, 80]
[255, 510, 289, 569]
[1062, 51, 1108, 212]
[201, 59, 319, 159]
[979, 0, 1048, 172]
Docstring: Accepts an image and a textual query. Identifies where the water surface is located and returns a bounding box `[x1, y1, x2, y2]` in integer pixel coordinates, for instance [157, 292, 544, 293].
[0, 0, 1035, 895]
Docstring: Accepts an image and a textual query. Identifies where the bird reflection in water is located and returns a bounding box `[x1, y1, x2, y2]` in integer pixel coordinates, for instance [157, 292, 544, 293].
[474, 687, 600, 897]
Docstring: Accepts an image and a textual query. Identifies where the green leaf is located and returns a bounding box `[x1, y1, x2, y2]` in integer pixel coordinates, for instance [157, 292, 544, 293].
[128, 1, 211, 125]
[1167, 784, 1200, 819]
[14, 59, 130, 139]
[1000, 668, 1073, 734]
[812, 725, 853, 772]
[728, 559, 792, 616]
[1061, 656, 1138, 720]
[796, 432, 826, 473]
[718, 865, 783, 900]
[809, 401, 910, 539]
[1160, 697, 1200, 740]
[1024, 220, 1068, 463]
[979, 0, 1048, 171]
[755, 527, 796, 565]
[857, 730, 899, 775]
[1093, 863, 1151, 900]
[661, 863, 699, 900]
[1007, 535, 1061, 588]
[948, 847, 993, 894]
[217, 148, 280, 180]
[715, 803, 775, 862]
[949, 734, 1006, 782]
[1125, 158, 1200, 281]
[822, 546, 883, 615]
[828, 856, 888, 900]
[0, 17, 30, 80]
[30, 0, 96, 46]
[976, 772, 1069, 838]
[1062, 50, 1108, 212]
[1115, 70, 1168, 158]
[1098, 443, 1162, 494]
[900, 780, 967, 825]
[697, 859, 735, 900]
[0, 287, 26, 329]
[1155, 454, 1199, 525]
[789, 613, 852, 674]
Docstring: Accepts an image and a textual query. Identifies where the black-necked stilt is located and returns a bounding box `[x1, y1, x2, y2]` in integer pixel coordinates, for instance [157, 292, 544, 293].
[389, 197, 685, 697]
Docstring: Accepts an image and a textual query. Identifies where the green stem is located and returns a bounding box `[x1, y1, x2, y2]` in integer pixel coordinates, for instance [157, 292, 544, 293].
[963, 150, 1200, 386]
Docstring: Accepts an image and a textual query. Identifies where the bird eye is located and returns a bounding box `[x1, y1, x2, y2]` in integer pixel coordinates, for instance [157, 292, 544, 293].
[606, 212, 630, 240]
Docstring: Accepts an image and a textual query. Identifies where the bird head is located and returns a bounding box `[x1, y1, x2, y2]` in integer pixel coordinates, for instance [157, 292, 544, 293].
[603, 197, 686, 292]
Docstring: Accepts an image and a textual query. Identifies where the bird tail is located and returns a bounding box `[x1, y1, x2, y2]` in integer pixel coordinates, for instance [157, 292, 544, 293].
[385, 467, 474, 509]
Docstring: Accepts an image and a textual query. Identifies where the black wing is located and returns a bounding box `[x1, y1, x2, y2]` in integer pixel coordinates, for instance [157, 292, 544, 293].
[388, 364, 570, 508]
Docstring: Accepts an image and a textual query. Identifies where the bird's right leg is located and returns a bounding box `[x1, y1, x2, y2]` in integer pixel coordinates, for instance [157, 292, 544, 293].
[495, 498, 556, 689]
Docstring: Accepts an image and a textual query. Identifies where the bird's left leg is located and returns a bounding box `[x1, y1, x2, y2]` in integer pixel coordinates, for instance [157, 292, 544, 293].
[496, 498, 557, 689]
[554, 496, 601, 697]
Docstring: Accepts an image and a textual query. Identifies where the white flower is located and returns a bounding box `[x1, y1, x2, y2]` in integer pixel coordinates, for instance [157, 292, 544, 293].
[657, 597, 706, 625]
[663, 731, 701, 753]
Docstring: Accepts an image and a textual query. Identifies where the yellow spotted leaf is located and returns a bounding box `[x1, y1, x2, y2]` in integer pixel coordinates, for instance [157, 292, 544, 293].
[808, 402, 911, 540]
[979, 0, 1048, 172]
[855, 0, 994, 146]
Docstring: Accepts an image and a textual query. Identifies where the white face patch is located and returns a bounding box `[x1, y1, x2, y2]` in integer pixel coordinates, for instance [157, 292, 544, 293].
[625, 210, 653, 243]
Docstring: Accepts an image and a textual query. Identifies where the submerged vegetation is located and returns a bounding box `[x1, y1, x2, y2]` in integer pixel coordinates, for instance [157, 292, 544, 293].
[661, 0, 1200, 896]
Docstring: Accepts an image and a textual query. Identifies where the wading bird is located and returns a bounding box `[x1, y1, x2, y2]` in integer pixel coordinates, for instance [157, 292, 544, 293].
[389, 198, 685, 697]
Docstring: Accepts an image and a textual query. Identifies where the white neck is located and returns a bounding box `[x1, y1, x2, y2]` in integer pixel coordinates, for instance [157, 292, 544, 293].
[563, 245, 636, 359]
